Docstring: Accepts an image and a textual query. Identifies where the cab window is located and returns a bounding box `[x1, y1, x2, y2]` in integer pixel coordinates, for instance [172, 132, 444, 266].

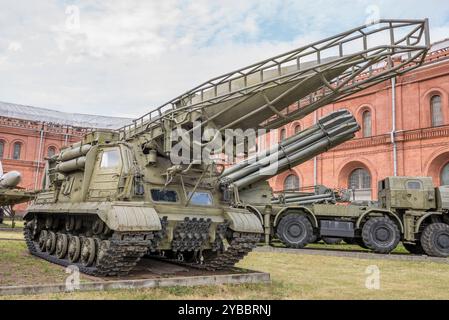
[151, 189, 178, 203]
[188, 192, 213, 206]
[100, 150, 121, 168]
[406, 180, 422, 190]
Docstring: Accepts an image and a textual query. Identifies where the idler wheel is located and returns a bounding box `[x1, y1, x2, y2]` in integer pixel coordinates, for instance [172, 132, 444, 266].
[55, 233, 69, 259]
[68, 236, 81, 263]
[96, 240, 111, 266]
[45, 231, 57, 254]
[80, 237, 97, 267]
[38, 230, 48, 252]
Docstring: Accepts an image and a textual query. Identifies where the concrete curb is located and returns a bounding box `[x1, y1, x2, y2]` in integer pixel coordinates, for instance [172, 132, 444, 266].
[0, 271, 270, 297]
[255, 246, 449, 264]
[0, 238, 22, 241]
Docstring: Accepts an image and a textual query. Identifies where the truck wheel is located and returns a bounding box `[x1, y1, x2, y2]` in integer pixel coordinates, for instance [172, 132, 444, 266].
[354, 238, 369, 249]
[362, 217, 400, 254]
[403, 242, 425, 255]
[421, 223, 449, 257]
[309, 234, 320, 244]
[276, 214, 313, 249]
[322, 237, 343, 245]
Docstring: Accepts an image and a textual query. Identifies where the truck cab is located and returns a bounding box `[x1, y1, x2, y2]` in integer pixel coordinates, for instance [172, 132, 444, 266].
[378, 177, 437, 211]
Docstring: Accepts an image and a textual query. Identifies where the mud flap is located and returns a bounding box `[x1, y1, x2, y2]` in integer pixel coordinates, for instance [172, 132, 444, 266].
[224, 210, 264, 234]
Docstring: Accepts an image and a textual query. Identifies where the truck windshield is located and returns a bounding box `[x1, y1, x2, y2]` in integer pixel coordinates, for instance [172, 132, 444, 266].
[406, 181, 422, 190]
[188, 192, 213, 206]
[151, 189, 178, 203]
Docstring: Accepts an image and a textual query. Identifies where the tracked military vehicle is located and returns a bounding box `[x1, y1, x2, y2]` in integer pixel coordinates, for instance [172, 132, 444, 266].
[24, 19, 429, 276]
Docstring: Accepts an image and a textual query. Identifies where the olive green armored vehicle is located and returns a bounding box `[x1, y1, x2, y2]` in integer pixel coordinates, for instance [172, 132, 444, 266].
[24, 19, 430, 276]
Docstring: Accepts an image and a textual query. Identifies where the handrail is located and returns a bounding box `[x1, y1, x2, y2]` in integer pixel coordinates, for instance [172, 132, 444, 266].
[118, 19, 430, 140]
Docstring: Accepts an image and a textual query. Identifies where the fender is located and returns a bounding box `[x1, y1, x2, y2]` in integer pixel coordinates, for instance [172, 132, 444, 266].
[273, 206, 318, 228]
[414, 212, 442, 234]
[356, 209, 404, 233]
[244, 204, 264, 225]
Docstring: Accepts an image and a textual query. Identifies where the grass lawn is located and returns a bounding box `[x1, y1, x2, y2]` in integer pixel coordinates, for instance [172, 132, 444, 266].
[1, 237, 449, 300]
[0, 220, 25, 229]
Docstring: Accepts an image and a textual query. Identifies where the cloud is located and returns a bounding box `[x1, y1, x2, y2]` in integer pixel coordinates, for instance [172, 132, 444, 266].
[0, 0, 448, 118]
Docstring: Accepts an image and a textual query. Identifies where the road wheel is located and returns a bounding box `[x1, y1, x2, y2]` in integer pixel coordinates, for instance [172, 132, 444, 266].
[38, 230, 48, 252]
[362, 217, 400, 254]
[421, 223, 449, 257]
[403, 242, 425, 255]
[81, 237, 97, 267]
[56, 233, 69, 259]
[322, 237, 343, 245]
[68, 236, 81, 263]
[45, 231, 57, 254]
[276, 214, 313, 249]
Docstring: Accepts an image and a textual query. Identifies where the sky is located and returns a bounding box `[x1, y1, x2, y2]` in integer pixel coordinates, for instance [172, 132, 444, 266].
[0, 0, 449, 118]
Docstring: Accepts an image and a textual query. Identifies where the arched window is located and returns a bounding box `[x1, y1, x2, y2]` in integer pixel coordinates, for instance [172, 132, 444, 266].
[294, 124, 301, 134]
[348, 168, 372, 201]
[47, 146, 57, 158]
[348, 168, 371, 190]
[441, 163, 449, 186]
[0, 141, 4, 159]
[12, 142, 22, 160]
[279, 128, 286, 142]
[431, 95, 443, 127]
[284, 174, 300, 191]
[362, 110, 372, 137]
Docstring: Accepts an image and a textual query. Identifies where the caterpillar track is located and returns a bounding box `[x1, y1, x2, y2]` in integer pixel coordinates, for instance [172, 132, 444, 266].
[24, 218, 260, 276]
[150, 232, 261, 271]
[24, 226, 152, 276]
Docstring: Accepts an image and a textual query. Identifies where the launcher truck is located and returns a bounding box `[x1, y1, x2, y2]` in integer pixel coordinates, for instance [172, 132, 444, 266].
[269, 177, 449, 257]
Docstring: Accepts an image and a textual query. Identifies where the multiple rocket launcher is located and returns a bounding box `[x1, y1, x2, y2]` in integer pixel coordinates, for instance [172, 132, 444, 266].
[219, 110, 359, 190]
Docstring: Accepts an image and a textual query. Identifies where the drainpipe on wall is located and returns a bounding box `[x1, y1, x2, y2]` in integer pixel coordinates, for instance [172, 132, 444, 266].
[391, 77, 398, 177]
[34, 124, 45, 189]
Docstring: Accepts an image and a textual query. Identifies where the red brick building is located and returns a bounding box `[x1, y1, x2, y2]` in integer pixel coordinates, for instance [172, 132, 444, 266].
[0, 103, 130, 211]
[269, 39, 449, 200]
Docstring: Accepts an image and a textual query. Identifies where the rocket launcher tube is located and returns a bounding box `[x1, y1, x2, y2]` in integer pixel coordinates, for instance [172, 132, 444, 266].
[220, 111, 359, 189]
[220, 110, 351, 179]
[228, 123, 359, 189]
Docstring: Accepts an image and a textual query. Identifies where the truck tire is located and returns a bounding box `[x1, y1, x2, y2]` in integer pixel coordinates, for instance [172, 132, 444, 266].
[322, 237, 343, 245]
[403, 242, 425, 255]
[309, 234, 320, 244]
[362, 217, 400, 254]
[276, 214, 313, 249]
[354, 238, 369, 249]
[421, 223, 449, 257]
